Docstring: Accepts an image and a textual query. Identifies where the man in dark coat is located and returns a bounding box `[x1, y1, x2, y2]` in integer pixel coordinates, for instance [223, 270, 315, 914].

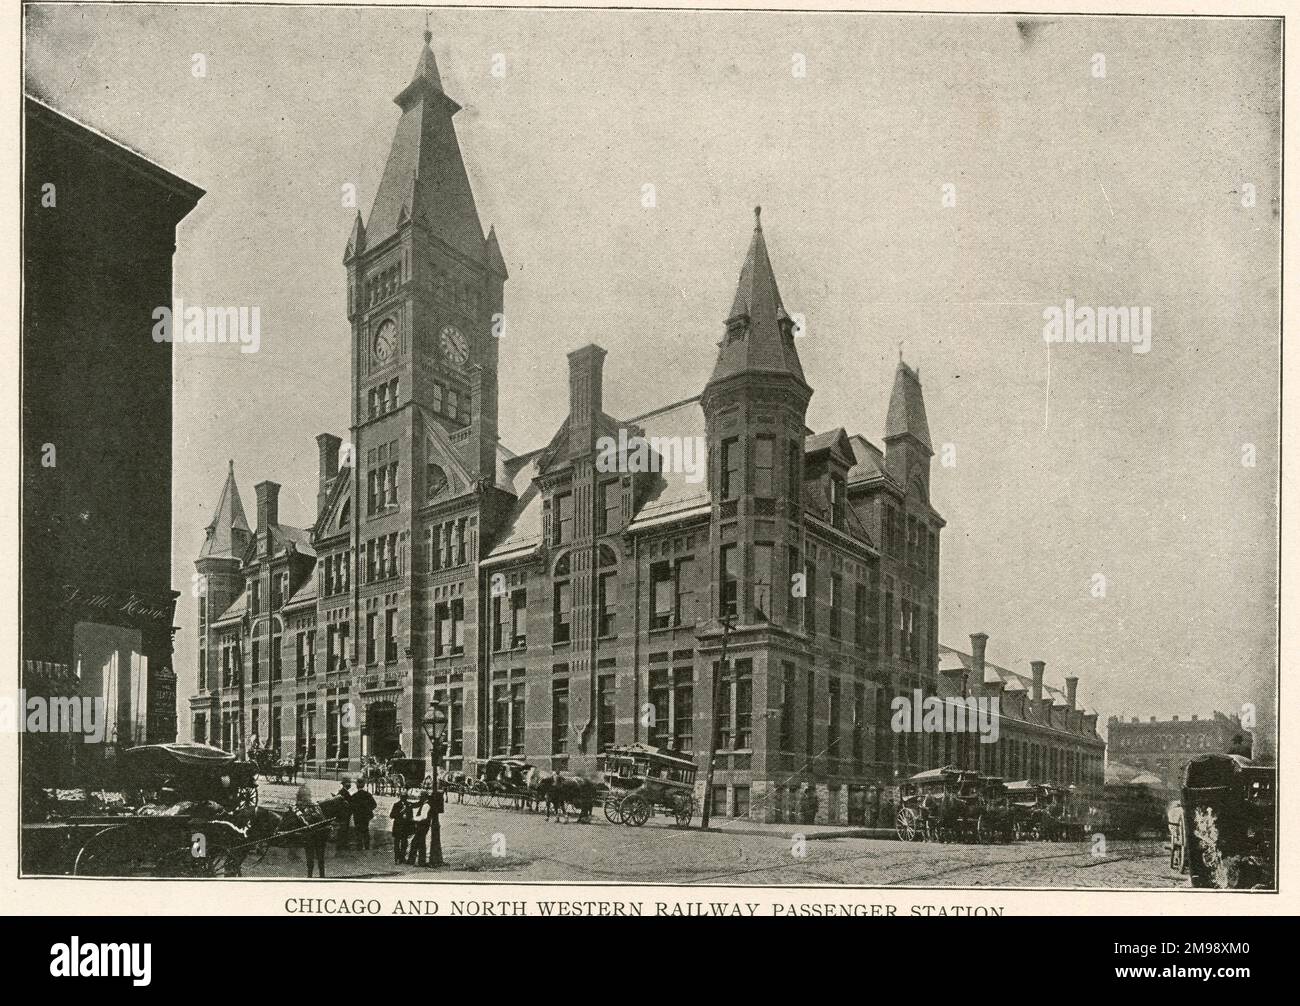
[351, 779, 378, 851]
[334, 780, 353, 850]
[389, 793, 413, 864]
[406, 793, 432, 867]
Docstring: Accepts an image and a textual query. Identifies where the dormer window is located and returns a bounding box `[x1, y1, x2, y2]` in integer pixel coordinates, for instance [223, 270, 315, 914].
[830, 475, 846, 529]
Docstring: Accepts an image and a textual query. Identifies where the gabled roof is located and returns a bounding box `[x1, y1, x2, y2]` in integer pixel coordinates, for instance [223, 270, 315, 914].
[804, 427, 856, 467]
[312, 465, 354, 541]
[198, 460, 250, 560]
[363, 32, 485, 260]
[884, 359, 933, 453]
[213, 588, 247, 626]
[283, 577, 318, 610]
[708, 208, 807, 388]
[483, 450, 545, 564]
[845, 434, 900, 490]
[624, 397, 712, 533]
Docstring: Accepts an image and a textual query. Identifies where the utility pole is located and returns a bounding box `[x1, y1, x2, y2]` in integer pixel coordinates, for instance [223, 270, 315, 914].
[700, 613, 734, 830]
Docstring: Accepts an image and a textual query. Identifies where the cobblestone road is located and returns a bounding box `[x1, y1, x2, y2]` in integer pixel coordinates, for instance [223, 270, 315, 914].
[247, 783, 1179, 888]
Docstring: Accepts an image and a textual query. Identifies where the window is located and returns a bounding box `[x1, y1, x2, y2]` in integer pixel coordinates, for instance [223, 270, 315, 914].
[720, 544, 739, 618]
[650, 562, 673, 629]
[598, 480, 620, 535]
[553, 581, 572, 644]
[432, 383, 443, 413]
[368, 388, 377, 418]
[427, 462, 447, 499]
[883, 578, 894, 657]
[734, 785, 750, 819]
[754, 437, 774, 497]
[598, 571, 618, 637]
[828, 678, 842, 759]
[493, 593, 509, 652]
[510, 682, 526, 755]
[448, 690, 464, 759]
[853, 683, 866, 769]
[384, 608, 397, 663]
[721, 437, 741, 499]
[552, 679, 569, 754]
[597, 675, 616, 752]
[366, 612, 377, 665]
[675, 557, 695, 626]
[829, 572, 842, 639]
[251, 579, 262, 615]
[450, 599, 464, 655]
[787, 440, 801, 500]
[715, 658, 752, 751]
[754, 544, 773, 620]
[673, 669, 694, 752]
[198, 650, 207, 691]
[251, 639, 260, 685]
[787, 547, 801, 626]
[447, 389, 459, 417]
[854, 583, 868, 649]
[510, 589, 527, 648]
[492, 685, 511, 756]
[804, 560, 818, 636]
[367, 470, 378, 515]
[554, 492, 573, 545]
[805, 671, 816, 758]
[780, 662, 796, 752]
[271, 634, 282, 681]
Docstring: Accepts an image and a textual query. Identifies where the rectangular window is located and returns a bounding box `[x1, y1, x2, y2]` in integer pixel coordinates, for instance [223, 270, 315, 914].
[805, 671, 816, 759]
[432, 383, 443, 412]
[251, 639, 260, 685]
[829, 572, 842, 639]
[511, 588, 527, 648]
[251, 579, 261, 615]
[734, 785, 750, 819]
[554, 492, 573, 545]
[854, 583, 868, 648]
[721, 437, 741, 499]
[450, 598, 464, 655]
[734, 659, 752, 750]
[367, 470, 378, 515]
[754, 544, 773, 620]
[492, 594, 508, 652]
[720, 544, 739, 619]
[780, 662, 796, 752]
[828, 678, 842, 759]
[597, 675, 616, 752]
[650, 562, 673, 629]
[854, 683, 867, 768]
[553, 582, 572, 644]
[675, 557, 695, 627]
[326, 625, 337, 673]
[198, 650, 207, 691]
[598, 571, 618, 637]
[673, 669, 693, 753]
[552, 679, 569, 754]
[754, 437, 774, 497]
[598, 480, 620, 535]
[366, 613, 377, 665]
[447, 389, 459, 417]
[492, 684, 510, 756]
[804, 561, 818, 636]
[384, 608, 397, 663]
[883, 579, 894, 657]
[831, 476, 846, 528]
[787, 547, 801, 626]
[435, 602, 449, 657]
[271, 634, 282, 682]
[510, 682, 526, 755]
[649, 669, 671, 749]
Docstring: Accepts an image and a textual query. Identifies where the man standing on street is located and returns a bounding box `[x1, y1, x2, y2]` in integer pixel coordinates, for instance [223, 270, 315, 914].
[406, 792, 431, 867]
[334, 779, 353, 850]
[389, 792, 413, 864]
[352, 779, 378, 851]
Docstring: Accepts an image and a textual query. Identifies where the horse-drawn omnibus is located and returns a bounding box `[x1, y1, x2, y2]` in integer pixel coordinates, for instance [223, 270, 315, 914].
[596, 744, 697, 827]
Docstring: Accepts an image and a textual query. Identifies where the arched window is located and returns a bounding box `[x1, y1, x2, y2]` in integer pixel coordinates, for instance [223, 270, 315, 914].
[426, 462, 447, 499]
[338, 500, 351, 527]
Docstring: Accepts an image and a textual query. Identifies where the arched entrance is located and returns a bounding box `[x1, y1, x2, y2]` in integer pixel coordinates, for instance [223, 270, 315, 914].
[364, 701, 401, 760]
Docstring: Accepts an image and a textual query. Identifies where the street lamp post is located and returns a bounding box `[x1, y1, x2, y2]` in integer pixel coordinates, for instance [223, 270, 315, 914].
[421, 700, 448, 868]
[700, 613, 735, 830]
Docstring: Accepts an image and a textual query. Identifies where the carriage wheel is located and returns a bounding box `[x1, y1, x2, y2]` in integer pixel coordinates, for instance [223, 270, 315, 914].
[976, 815, 993, 844]
[603, 797, 623, 825]
[74, 825, 157, 877]
[673, 794, 695, 828]
[235, 786, 258, 812]
[895, 806, 919, 842]
[621, 795, 651, 827]
[154, 841, 239, 878]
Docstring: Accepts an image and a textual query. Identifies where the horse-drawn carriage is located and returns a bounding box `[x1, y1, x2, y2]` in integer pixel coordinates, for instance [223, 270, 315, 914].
[596, 744, 697, 827]
[1178, 753, 1274, 889]
[894, 766, 1015, 843]
[1006, 781, 1084, 842]
[23, 743, 264, 877]
[360, 757, 429, 796]
[248, 745, 302, 785]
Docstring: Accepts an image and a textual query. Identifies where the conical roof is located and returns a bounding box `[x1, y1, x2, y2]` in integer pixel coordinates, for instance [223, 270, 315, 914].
[884, 359, 933, 454]
[198, 460, 250, 559]
[707, 207, 807, 388]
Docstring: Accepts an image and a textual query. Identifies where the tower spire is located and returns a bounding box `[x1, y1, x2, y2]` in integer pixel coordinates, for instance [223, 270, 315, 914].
[706, 206, 807, 390]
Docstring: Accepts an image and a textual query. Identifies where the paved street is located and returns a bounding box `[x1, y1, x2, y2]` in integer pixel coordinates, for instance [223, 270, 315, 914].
[247, 780, 1178, 888]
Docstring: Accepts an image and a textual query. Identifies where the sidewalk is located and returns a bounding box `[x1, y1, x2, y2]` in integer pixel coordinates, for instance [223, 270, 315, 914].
[266, 776, 897, 842]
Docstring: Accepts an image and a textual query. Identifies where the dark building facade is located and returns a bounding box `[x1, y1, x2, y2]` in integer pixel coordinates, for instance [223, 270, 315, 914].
[23, 97, 203, 788]
[189, 34, 967, 823]
[1107, 711, 1246, 792]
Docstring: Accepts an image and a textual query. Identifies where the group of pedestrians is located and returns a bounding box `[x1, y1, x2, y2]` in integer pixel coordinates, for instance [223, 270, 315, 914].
[388, 790, 441, 867]
[330, 778, 379, 850]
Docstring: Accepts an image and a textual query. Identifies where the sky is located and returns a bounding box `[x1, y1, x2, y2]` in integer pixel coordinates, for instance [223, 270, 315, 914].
[24, 5, 1280, 744]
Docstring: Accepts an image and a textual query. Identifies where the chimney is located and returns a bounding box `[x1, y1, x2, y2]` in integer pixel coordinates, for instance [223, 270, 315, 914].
[1030, 660, 1045, 703]
[969, 632, 988, 682]
[255, 480, 280, 557]
[1191, 714, 1198, 721]
[316, 434, 341, 517]
[1065, 676, 1078, 711]
[567, 343, 606, 457]
[470, 365, 499, 484]
[1172, 714, 1179, 722]
[1083, 713, 1098, 735]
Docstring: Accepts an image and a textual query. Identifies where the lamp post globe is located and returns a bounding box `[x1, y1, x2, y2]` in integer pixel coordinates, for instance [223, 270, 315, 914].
[421, 700, 447, 867]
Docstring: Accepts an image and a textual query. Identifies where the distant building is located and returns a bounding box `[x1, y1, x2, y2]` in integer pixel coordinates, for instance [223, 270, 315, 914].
[22, 97, 203, 788]
[1106, 711, 1247, 792]
[937, 634, 1106, 797]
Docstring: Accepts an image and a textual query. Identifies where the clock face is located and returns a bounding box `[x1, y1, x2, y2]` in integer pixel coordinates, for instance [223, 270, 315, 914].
[372, 319, 398, 364]
[439, 324, 469, 366]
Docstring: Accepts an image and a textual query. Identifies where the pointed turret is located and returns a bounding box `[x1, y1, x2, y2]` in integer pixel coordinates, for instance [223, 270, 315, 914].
[343, 211, 365, 263]
[485, 225, 508, 279]
[198, 460, 251, 560]
[707, 206, 807, 390]
[884, 358, 933, 455]
[365, 27, 485, 261]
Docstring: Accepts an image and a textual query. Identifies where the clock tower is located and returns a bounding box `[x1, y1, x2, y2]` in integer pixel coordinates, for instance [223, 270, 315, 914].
[339, 28, 509, 767]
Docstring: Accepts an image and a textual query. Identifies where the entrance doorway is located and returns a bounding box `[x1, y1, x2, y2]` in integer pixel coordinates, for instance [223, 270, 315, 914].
[365, 701, 401, 760]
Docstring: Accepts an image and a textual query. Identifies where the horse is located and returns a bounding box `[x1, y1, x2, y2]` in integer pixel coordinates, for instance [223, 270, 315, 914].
[533, 771, 599, 823]
[230, 795, 352, 877]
